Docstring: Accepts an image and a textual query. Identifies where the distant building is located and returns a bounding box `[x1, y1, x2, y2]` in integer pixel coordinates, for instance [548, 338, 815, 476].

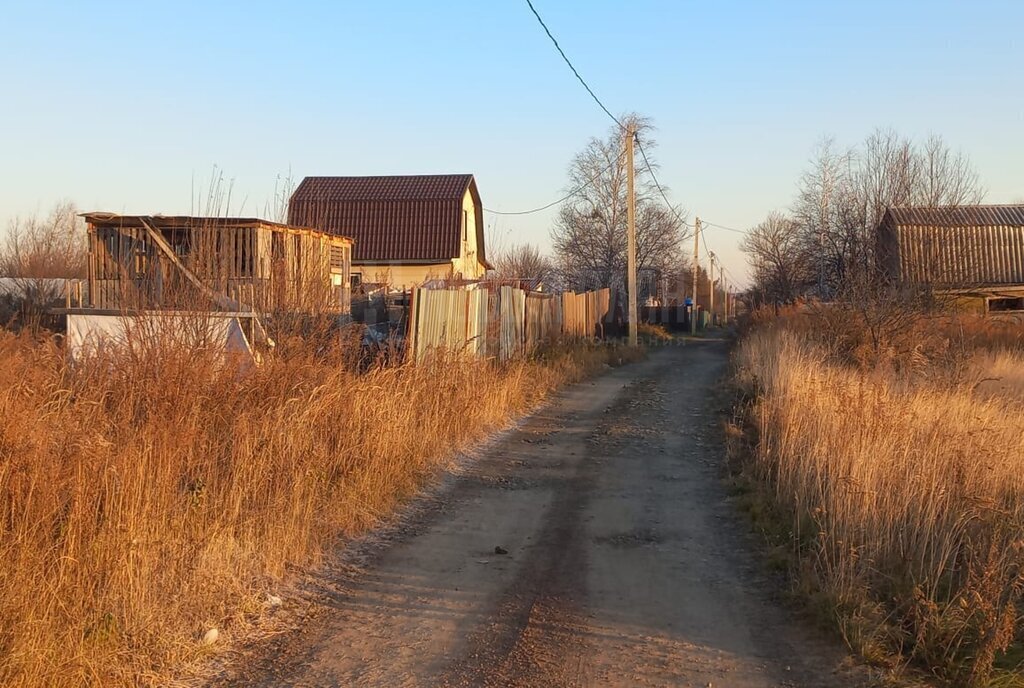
[288, 174, 490, 289]
[876, 205, 1024, 313]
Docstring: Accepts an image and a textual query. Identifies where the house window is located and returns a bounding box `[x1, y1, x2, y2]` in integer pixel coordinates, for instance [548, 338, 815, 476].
[351, 272, 362, 289]
[462, 210, 468, 243]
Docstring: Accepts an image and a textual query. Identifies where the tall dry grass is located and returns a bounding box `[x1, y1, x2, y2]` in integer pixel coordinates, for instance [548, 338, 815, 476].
[0, 327, 635, 686]
[735, 321, 1024, 685]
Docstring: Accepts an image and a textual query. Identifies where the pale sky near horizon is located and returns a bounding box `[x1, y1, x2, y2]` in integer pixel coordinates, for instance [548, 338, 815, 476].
[1, 0, 1022, 286]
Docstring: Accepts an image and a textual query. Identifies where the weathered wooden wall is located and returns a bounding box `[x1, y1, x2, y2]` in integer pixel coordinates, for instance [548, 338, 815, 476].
[86, 220, 351, 314]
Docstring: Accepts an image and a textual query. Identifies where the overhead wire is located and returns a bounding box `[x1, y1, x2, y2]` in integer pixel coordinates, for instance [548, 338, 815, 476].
[636, 134, 738, 284]
[701, 220, 748, 234]
[634, 136, 687, 229]
[480, 1, 627, 216]
[524, 0, 623, 130]
[519, 0, 747, 287]
[483, 149, 626, 216]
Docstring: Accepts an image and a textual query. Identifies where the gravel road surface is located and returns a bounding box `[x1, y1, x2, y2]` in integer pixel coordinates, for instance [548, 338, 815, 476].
[208, 340, 863, 688]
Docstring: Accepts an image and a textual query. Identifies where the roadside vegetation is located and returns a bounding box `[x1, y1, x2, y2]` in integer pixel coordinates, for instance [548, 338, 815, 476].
[0, 325, 640, 687]
[730, 305, 1024, 686]
[0, 213, 644, 687]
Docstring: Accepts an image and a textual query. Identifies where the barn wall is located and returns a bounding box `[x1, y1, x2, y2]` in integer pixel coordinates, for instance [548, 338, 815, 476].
[896, 224, 1024, 287]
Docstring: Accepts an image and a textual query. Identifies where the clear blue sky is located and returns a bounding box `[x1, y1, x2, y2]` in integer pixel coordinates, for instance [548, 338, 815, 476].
[2, 0, 1022, 285]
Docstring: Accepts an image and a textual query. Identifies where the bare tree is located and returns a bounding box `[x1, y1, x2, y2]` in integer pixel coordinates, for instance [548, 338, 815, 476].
[491, 243, 557, 287]
[740, 211, 811, 305]
[789, 129, 985, 298]
[551, 114, 688, 296]
[1, 201, 87, 279]
[0, 201, 87, 330]
[918, 134, 984, 208]
[793, 138, 859, 297]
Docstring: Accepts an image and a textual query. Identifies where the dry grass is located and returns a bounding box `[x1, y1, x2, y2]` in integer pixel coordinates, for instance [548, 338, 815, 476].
[0, 327, 639, 687]
[734, 315, 1024, 686]
[972, 350, 1024, 404]
[636, 322, 674, 343]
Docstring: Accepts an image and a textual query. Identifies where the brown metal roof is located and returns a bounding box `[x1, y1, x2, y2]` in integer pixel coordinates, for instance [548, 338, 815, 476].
[287, 175, 486, 265]
[886, 205, 1024, 227]
[877, 205, 1024, 288]
[293, 175, 473, 202]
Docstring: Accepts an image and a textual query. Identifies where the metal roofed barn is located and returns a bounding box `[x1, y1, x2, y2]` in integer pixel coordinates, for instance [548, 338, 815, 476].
[876, 205, 1024, 313]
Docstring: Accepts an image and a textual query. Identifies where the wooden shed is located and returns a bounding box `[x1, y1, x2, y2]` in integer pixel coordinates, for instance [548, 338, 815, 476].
[877, 205, 1024, 313]
[79, 214, 354, 315]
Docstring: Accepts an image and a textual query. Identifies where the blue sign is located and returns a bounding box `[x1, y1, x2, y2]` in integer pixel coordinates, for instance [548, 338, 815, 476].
[684, 297, 693, 306]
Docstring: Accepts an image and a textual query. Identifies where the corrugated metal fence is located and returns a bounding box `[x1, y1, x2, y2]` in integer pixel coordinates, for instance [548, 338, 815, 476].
[410, 286, 610, 361]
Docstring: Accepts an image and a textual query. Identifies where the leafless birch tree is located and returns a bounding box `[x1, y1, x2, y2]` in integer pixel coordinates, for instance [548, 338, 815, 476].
[787, 129, 984, 298]
[551, 114, 688, 295]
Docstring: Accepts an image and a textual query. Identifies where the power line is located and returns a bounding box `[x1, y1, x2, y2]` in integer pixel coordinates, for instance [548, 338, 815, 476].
[483, 194, 574, 217]
[516, 2, 748, 287]
[635, 136, 737, 282]
[634, 136, 687, 228]
[524, 0, 623, 129]
[636, 137, 746, 242]
[701, 220, 748, 235]
[484, 149, 625, 216]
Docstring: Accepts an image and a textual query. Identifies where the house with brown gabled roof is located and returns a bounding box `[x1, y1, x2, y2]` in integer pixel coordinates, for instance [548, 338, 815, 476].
[288, 174, 490, 289]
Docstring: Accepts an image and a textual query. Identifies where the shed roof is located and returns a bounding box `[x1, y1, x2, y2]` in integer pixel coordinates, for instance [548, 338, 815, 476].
[885, 205, 1024, 228]
[288, 175, 487, 266]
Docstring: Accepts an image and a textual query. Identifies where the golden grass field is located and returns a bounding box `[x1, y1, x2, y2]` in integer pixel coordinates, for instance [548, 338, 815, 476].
[733, 311, 1024, 686]
[0, 326, 640, 687]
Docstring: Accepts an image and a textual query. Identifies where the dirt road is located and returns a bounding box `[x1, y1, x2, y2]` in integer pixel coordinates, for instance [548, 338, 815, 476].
[211, 340, 861, 687]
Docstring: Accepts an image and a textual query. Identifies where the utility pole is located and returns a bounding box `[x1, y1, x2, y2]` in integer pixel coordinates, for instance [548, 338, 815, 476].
[625, 123, 638, 347]
[708, 252, 716, 327]
[720, 265, 728, 325]
[691, 217, 700, 334]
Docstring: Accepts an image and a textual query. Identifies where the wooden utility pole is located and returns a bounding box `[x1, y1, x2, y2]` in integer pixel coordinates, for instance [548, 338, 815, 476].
[625, 123, 638, 347]
[691, 217, 700, 334]
[708, 252, 716, 327]
[721, 267, 728, 325]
